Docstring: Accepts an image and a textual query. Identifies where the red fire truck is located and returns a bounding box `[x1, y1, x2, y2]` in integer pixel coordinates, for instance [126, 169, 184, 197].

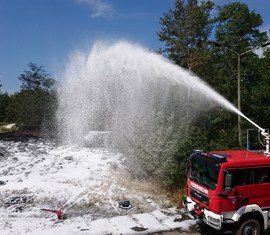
[186, 131, 270, 235]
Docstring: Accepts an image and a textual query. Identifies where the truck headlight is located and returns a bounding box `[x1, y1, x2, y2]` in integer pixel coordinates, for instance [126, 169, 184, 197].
[208, 216, 220, 223]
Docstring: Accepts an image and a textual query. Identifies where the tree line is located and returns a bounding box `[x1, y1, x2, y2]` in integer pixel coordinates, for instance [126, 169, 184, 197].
[126, 0, 270, 188]
[0, 0, 269, 189]
[157, 0, 270, 149]
[0, 63, 56, 133]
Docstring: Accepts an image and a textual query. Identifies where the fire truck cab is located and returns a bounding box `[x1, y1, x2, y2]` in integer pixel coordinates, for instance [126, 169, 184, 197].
[186, 149, 270, 235]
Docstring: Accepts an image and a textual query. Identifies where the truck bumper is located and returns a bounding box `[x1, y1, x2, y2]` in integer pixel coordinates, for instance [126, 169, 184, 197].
[186, 196, 223, 230]
[203, 209, 223, 230]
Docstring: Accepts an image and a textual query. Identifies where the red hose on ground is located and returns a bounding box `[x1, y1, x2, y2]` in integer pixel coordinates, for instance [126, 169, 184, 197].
[41, 209, 64, 220]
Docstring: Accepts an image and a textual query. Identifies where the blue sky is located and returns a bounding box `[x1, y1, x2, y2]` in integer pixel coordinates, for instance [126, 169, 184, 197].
[0, 0, 269, 94]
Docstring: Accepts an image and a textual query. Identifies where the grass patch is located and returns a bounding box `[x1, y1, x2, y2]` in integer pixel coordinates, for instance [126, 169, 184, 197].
[112, 168, 187, 209]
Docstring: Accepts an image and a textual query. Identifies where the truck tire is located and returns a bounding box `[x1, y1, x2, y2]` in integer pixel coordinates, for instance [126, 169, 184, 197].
[235, 218, 261, 235]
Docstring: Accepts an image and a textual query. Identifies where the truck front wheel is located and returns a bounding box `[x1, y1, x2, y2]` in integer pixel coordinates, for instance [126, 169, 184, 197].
[235, 218, 261, 235]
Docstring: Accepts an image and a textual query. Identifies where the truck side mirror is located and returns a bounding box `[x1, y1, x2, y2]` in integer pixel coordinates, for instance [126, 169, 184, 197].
[225, 173, 233, 193]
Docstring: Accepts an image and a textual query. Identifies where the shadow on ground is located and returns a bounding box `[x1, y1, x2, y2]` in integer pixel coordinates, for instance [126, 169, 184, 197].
[150, 220, 234, 235]
[151, 219, 270, 235]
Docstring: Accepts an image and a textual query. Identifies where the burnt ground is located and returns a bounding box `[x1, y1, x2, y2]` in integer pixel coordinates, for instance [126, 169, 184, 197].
[0, 132, 42, 142]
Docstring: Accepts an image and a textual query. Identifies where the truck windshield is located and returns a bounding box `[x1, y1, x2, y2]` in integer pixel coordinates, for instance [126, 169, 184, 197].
[189, 154, 220, 190]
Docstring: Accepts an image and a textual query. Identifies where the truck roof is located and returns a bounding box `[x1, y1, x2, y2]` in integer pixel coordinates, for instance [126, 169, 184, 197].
[211, 150, 270, 165]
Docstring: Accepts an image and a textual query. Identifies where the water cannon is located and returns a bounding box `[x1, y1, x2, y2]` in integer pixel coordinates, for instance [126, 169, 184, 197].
[260, 129, 270, 156]
[242, 114, 270, 156]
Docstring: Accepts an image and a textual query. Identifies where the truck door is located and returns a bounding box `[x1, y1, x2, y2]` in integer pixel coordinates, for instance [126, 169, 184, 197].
[223, 169, 252, 211]
[248, 167, 270, 208]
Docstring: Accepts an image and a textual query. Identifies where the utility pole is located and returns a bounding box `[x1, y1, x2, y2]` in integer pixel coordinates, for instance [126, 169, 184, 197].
[237, 54, 241, 147]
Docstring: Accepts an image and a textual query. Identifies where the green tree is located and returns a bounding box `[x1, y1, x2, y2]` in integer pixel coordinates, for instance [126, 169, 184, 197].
[214, 2, 267, 50]
[18, 62, 54, 92]
[211, 2, 269, 146]
[153, 1, 270, 189]
[6, 63, 56, 131]
[212, 2, 268, 102]
[0, 92, 10, 122]
[250, 49, 270, 128]
[157, 0, 214, 76]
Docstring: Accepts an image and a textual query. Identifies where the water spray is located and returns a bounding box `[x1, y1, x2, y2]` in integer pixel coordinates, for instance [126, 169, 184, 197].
[57, 41, 270, 155]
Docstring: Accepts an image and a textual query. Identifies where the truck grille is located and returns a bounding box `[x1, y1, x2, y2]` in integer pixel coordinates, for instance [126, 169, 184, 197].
[190, 187, 209, 205]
